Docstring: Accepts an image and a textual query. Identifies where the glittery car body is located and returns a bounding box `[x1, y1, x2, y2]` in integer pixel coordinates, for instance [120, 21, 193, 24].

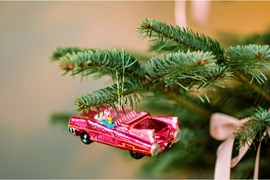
[68, 106, 181, 159]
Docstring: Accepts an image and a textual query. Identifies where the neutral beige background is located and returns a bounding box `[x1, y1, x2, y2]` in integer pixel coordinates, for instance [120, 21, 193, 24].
[0, 1, 269, 178]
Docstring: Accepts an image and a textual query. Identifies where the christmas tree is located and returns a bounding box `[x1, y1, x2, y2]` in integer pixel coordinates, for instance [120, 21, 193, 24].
[51, 19, 270, 179]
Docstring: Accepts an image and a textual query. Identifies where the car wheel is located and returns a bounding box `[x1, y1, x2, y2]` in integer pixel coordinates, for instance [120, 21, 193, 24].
[80, 132, 93, 145]
[68, 127, 79, 136]
[129, 151, 145, 159]
[68, 127, 74, 133]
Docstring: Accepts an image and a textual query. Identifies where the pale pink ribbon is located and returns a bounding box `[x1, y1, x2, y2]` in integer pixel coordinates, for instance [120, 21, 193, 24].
[210, 113, 270, 179]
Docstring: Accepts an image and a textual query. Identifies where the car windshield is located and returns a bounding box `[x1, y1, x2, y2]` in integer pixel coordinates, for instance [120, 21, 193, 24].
[133, 118, 167, 132]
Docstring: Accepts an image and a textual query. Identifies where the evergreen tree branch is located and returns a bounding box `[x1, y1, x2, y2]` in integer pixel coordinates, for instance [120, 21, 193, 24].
[53, 48, 213, 118]
[148, 39, 188, 53]
[234, 71, 270, 102]
[74, 80, 143, 113]
[139, 18, 224, 61]
[53, 48, 145, 80]
[154, 86, 212, 118]
[235, 108, 270, 148]
[226, 45, 270, 84]
[51, 18, 270, 179]
[51, 47, 92, 61]
[145, 50, 228, 91]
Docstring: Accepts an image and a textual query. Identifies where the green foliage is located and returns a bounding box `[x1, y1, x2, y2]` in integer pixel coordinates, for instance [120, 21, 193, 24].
[74, 80, 142, 113]
[51, 18, 270, 179]
[145, 50, 225, 90]
[209, 81, 270, 116]
[139, 129, 198, 178]
[52, 48, 145, 80]
[49, 112, 73, 127]
[138, 18, 224, 61]
[51, 47, 92, 61]
[235, 108, 270, 148]
[239, 28, 270, 45]
[232, 137, 270, 179]
[226, 45, 270, 84]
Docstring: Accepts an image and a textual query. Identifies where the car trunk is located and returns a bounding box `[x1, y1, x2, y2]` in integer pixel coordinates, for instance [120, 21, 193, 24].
[133, 118, 172, 145]
[133, 118, 168, 132]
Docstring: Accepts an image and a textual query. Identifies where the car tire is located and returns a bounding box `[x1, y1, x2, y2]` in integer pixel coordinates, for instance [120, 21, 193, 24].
[129, 151, 145, 159]
[80, 132, 93, 145]
[69, 127, 79, 136]
[68, 127, 74, 133]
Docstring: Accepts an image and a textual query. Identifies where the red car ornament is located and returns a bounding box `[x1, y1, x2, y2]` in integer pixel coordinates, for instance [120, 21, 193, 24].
[68, 105, 181, 159]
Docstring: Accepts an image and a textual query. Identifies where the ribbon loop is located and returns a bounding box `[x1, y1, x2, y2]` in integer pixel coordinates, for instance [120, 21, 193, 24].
[210, 113, 268, 180]
[210, 113, 244, 141]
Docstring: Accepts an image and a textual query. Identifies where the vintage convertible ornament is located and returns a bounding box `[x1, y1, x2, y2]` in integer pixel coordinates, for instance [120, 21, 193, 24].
[68, 105, 181, 159]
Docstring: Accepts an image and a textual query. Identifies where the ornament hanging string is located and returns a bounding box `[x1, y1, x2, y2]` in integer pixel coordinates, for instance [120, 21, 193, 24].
[115, 51, 126, 108]
[210, 113, 270, 180]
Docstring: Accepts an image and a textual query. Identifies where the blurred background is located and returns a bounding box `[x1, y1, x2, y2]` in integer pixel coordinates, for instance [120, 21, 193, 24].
[0, 1, 270, 178]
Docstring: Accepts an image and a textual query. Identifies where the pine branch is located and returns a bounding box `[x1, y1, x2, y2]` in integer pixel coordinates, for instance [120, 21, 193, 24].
[52, 48, 213, 118]
[52, 48, 145, 80]
[148, 39, 189, 53]
[235, 108, 270, 148]
[51, 18, 270, 179]
[51, 47, 93, 61]
[234, 71, 270, 102]
[74, 80, 143, 113]
[226, 45, 270, 81]
[139, 18, 224, 61]
[155, 86, 212, 118]
[145, 50, 227, 91]
[50, 112, 73, 126]
[210, 79, 270, 116]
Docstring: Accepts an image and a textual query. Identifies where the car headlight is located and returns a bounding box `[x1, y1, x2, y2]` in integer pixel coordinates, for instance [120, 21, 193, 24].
[174, 129, 181, 142]
[150, 143, 160, 156]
